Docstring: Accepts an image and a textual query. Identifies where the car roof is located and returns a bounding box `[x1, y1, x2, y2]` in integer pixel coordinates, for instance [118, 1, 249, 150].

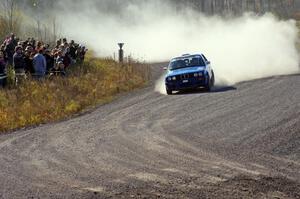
[171, 54, 203, 61]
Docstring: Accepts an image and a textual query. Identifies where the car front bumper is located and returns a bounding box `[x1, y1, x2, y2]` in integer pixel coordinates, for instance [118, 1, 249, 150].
[165, 77, 208, 90]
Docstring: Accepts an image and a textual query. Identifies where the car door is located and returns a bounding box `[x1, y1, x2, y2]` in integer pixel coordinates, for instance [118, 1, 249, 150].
[201, 54, 212, 77]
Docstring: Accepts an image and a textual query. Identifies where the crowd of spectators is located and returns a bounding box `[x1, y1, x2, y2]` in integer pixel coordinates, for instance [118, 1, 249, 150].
[0, 33, 88, 87]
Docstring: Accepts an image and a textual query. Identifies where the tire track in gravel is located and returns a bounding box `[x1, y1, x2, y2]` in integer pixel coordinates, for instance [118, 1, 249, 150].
[0, 63, 299, 198]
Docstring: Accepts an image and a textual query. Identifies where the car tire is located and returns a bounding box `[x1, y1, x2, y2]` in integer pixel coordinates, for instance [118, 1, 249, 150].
[205, 76, 212, 92]
[211, 71, 215, 88]
[166, 88, 173, 95]
[205, 83, 211, 92]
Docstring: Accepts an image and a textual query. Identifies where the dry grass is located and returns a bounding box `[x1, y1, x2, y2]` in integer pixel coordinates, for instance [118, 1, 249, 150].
[0, 55, 150, 132]
[297, 21, 300, 50]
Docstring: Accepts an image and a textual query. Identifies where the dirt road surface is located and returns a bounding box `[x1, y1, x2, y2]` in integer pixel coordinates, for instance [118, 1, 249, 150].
[0, 64, 299, 198]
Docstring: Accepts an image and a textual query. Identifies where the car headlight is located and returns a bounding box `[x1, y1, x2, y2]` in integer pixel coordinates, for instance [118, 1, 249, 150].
[194, 73, 198, 77]
[172, 76, 177, 81]
[167, 77, 172, 81]
[198, 72, 203, 77]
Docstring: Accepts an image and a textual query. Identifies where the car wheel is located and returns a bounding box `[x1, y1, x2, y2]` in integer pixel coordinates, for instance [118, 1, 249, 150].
[205, 76, 212, 92]
[166, 88, 173, 95]
[211, 71, 215, 87]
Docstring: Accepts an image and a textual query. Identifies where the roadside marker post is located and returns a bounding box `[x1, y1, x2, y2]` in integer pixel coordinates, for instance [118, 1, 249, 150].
[118, 43, 124, 64]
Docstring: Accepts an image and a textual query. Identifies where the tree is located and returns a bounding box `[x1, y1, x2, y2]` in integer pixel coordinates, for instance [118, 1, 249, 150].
[169, 0, 296, 18]
[0, 0, 19, 34]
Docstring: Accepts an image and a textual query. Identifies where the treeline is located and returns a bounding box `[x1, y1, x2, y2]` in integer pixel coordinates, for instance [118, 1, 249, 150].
[1, 0, 299, 40]
[0, 0, 60, 46]
[3, 0, 300, 19]
[170, 0, 300, 18]
[172, 0, 300, 18]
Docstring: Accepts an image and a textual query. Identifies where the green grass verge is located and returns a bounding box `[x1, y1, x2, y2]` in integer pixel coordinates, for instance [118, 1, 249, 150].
[0, 55, 150, 132]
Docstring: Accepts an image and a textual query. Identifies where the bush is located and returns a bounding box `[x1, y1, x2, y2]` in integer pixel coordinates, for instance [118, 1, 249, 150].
[0, 56, 150, 132]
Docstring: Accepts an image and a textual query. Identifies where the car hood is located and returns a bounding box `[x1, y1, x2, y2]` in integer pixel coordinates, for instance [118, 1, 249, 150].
[167, 66, 206, 77]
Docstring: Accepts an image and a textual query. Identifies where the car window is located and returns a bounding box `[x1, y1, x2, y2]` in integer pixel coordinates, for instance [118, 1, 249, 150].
[169, 60, 185, 69]
[169, 56, 205, 70]
[202, 54, 208, 62]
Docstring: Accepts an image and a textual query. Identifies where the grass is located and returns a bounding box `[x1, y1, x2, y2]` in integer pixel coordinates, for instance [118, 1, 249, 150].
[0, 54, 150, 132]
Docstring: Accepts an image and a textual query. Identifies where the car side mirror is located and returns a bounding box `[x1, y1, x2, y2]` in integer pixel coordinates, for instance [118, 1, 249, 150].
[207, 61, 211, 65]
[163, 67, 168, 70]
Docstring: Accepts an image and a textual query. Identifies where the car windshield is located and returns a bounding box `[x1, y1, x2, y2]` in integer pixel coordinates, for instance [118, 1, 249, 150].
[169, 56, 205, 70]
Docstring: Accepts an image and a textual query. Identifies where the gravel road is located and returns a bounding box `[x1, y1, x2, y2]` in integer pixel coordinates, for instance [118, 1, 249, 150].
[0, 64, 299, 199]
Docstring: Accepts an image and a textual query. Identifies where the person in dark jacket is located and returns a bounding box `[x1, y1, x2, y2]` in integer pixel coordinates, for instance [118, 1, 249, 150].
[11, 34, 18, 47]
[63, 49, 71, 68]
[0, 44, 8, 62]
[76, 45, 88, 64]
[0, 51, 6, 73]
[44, 49, 54, 73]
[13, 46, 26, 73]
[0, 50, 7, 87]
[30, 38, 36, 50]
[69, 40, 77, 61]
[5, 40, 15, 65]
[24, 49, 34, 74]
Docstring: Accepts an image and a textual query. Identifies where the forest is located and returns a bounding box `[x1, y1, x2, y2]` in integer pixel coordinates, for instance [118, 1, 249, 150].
[173, 0, 299, 18]
[2, 0, 300, 17]
[0, 0, 299, 41]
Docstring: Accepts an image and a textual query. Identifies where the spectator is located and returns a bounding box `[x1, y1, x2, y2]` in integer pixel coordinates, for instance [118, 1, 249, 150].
[50, 61, 66, 77]
[2, 34, 85, 85]
[22, 39, 28, 49]
[62, 38, 67, 45]
[24, 46, 34, 74]
[69, 40, 77, 62]
[0, 50, 7, 87]
[44, 49, 54, 73]
[59, 44, 67, 56]
[17, 41, 23, 46]
[56, 39, 60, 46]
[33, 49, 47, 78]
[63, 48, 71, 68]
[4, 34, 17, 65]
[3, 36, 10, 45]
[15, 37, 20, 46]
[13, 46, 26, 74]
[54, 39, 61, 51]
[76, 45, 88, 64]
[25, 45, 34, 53]
[35, 41, 43, 53]
[30, 38, 36, 49]
[0, 44, 8, 62]
[44, 44, 50, 49]
[55, 50, 64, 66]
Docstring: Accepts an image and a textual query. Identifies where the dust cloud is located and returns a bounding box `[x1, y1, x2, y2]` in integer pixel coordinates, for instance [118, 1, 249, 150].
[57, 0, 299, 86]
[155, 75, 167, 95]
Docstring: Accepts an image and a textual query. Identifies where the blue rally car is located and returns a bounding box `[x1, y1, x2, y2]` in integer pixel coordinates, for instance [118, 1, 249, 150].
[165, 54, 215, 95]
